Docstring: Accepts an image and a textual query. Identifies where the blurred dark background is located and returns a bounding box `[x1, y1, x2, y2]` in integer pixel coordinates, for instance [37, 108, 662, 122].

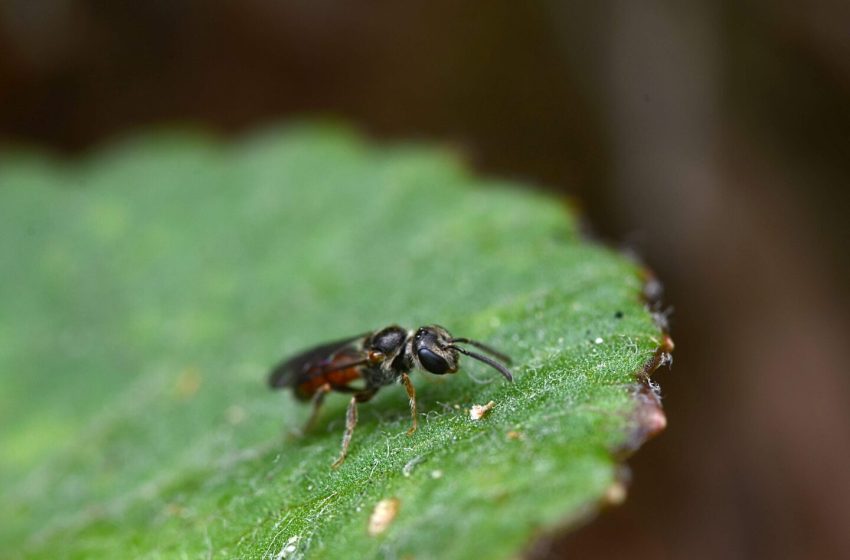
[2, 1, 849, 558]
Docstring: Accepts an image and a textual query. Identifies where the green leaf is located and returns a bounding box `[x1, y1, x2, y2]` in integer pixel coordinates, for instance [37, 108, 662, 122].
[0, 125, 669, 559]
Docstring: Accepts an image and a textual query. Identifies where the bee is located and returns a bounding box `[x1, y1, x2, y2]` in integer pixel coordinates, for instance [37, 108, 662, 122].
[268, 324, 513, 468]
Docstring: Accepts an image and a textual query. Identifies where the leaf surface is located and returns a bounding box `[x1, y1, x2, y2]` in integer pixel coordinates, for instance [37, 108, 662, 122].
[0, 126, 668, 559]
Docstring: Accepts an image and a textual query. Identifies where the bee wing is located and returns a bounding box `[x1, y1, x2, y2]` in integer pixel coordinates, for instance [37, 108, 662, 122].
[268, 333, 370, 389]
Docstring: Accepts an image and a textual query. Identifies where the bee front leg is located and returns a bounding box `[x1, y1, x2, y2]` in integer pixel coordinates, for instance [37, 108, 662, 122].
[331, 389, 375, 469]
[401, 373, 417, 436]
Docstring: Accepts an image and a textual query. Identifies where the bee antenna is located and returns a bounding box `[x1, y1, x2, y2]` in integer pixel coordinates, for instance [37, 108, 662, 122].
[450, 338, 513, 364]
[448, 345, 514, 382]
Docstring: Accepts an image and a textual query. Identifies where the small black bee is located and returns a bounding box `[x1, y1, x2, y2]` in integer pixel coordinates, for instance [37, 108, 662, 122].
[268, 325, 513, 468]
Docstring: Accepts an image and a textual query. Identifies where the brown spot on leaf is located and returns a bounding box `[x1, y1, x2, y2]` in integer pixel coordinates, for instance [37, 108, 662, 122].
[174, 367, 201, 399]
[616, 382, 668, 459]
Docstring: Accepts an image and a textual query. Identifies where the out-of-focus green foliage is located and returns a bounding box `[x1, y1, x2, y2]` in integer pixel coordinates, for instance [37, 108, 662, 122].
[0, 126, 665, 559]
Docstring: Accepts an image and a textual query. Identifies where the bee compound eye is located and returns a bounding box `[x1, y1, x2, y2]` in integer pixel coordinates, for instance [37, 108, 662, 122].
[417, 348, 450, 374]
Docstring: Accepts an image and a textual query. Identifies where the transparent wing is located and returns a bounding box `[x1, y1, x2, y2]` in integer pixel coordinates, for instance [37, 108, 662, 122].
[268, 333, 369, 389]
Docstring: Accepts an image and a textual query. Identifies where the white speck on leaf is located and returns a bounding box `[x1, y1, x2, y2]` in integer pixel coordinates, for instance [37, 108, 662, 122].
[402, 456, 425, 477]
[470, 401, 496, 421]
[274, 535, 301, 560]
[368, 498, 400, 536]
[605, 482, 627, 505]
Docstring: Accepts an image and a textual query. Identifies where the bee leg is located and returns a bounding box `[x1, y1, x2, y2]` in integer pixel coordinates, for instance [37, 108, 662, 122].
[331, 389, 375, 469]
[401, 373, 417, 436]
[300, 383, 331, 435]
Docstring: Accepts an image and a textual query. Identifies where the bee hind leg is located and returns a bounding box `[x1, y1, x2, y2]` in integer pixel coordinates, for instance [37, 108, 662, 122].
[298, 383, 331, 436]
[331, 389, 375, 468]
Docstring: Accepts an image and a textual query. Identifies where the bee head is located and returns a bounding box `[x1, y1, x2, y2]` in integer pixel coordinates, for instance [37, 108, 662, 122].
[412, 325, 458, 375]
[413, 325, 514, 381]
